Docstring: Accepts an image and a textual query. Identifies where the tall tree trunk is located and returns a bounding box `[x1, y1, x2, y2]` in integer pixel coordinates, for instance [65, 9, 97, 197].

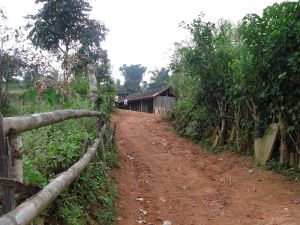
[218, 118, 226, 146]
[234, 105, 241, 144]
[0, 79, 3, 96]
[288, 129, 300, 169]
[229, 125, 236, 142]
[279, 113, 289, 165]
[216, 98, 227, 146]
[88, 64, 98, 104]
[294, 153, 299, 169]
[246, 99, 258, 155]
[61, 52, 72, 107]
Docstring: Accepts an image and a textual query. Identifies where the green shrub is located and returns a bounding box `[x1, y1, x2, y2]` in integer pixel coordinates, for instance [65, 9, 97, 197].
[71, 75, 89, 98]
[59, 202, 86, 225]
[96, 84, 115, 114]
[21, 88, 37, 103]
[44, 88, 61, 106]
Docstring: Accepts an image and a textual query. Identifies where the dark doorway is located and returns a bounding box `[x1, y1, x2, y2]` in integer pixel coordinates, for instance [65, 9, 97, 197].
[148, 100, 153, 113]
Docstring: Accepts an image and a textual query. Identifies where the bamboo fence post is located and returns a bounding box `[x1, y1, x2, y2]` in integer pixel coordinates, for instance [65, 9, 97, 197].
[88, 64, 98, 104]
[0, 114, 15, 212]
[8, 129, 23, 183]
[109, 123, 116, 143]
[97, 114, 104, 132]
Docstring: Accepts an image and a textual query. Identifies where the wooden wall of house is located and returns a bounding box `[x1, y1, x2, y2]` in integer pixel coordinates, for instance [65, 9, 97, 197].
[128, 99, 152, 113]
[141, 100, 148, 112]
[129, 101, 141, 112]
[154, 96, 175, 115]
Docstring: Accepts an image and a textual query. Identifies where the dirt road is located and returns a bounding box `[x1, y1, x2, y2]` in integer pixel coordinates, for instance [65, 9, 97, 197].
[112, 110, 300, 225]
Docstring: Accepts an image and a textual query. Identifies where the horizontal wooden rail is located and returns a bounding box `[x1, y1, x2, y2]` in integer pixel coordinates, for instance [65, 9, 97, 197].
[0, 125, 107, 225]
[3, 110, 103, 136]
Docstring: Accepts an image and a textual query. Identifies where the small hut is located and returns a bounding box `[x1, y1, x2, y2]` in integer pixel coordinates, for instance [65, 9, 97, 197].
[117, 86, 175, 114]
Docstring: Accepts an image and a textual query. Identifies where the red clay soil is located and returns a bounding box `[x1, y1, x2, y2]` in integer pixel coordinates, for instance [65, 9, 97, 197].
[111, 110, 300, 225]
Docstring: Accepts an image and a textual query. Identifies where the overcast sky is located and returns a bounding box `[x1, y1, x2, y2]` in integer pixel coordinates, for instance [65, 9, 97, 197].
[1, 0, 288, 82]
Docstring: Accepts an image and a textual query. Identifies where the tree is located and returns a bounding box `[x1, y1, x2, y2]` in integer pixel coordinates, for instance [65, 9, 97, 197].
[0, 10, 27, 92]
[1, 8, 55, 90]
[116, 79, 121, 88]
[73, 49, 112, 84]
[169, 2, 300, 169]
[1, 11, 17, 91]
[95, 54, 112, 84]
[241, 2, 300, 165]
[0, 9, 56, 116]
[170, 18, 242, 145]
[0, 52, 24, 89]
[119, 64, 147, 93]
[27, 0, 108, 86]
[0, 10, 22, 114]
[148, 67, 170, 90]
[23, 63, 43, 88]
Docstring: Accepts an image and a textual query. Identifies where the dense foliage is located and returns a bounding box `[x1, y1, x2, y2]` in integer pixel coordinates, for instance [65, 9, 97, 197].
[116, 66, 170, 93]
[169, 2, 300, 168]
[148, 67, 170, 90]
[119, 64, 147, 93]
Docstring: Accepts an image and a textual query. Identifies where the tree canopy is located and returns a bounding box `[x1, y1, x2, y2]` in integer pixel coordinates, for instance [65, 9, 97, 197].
[27, 0, 108, 83]
[27, 0, 107, 55]
[148, 67, 170, 90]
[119, 64, 147, 93]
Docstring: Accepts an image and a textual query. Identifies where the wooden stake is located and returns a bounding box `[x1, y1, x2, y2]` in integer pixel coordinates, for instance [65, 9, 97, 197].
[109, 123, 116, 143]
[0, 114, 15, 212]
[8, 129, 24, 183]
[87, 64, 98, 104]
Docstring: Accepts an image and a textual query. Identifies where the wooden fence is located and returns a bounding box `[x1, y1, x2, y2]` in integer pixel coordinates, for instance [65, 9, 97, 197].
[154, 96, 176, 115]
[0, 110, 116, 225]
